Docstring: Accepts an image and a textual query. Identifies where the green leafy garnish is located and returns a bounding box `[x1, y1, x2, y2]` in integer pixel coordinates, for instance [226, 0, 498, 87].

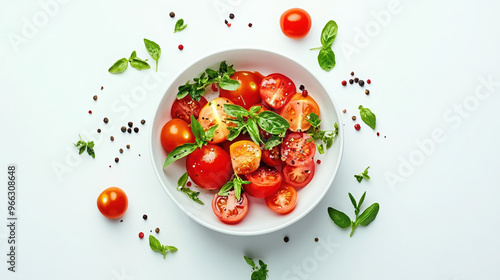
[177, 61, 240, 101]
[306, 112, 339, 154]
[218, 175, 250, 201]
[144, 38, 161, 72]
[177, 172, 203, 205]
[108, 58, 129, 73]
[128, 51, 151, 70]
[74, 135, 95, 158]
[354, 166, 370, 183]
[358, 105, 376, 129]
[149, 235, 178, 259]
[244, 256, 269, 280]
[327, 192, 380, 237]
[163, 115, 218, 168]
[174, 19, 187, 33]
[310, 20, 338, 71]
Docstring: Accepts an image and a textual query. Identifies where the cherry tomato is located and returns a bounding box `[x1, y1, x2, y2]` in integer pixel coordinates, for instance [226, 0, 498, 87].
[243, 166, 282, 198]
[261, 144, 284, 167]
[198, 97, 235, 144]
[171, 95, 208, 122]
[160, 118, 195, 152]
[279, 92, 320, 132]
[186, 144, 232, 190]
[230, 140, 262, 175]
[219, 71, 264, 109]
[280, 8, 312, 39]
[97, 187, 128, 219]
[260, 73, 296, 109]
[265, 184, 297, 214]
[212, 191, 249, 224]
[281, 132, 316, 166]
[282, 160, 315, 188]
[220, 133, 252, 154]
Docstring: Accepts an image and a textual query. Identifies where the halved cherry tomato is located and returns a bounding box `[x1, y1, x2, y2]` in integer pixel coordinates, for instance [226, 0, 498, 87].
[186, 144, 232, 190]
[171, 95, 208, 122]
[282, 160, 315, 188]
[243, 166, 282, 198]
[281, 132, 316, 166]
[160, 118, 195, 152]
[219, 71, 264, 109]
[280, 8, 312, 39]
[279, 92, 320, 132]
[261, 144, 284, 167]
[212, 191, 249, 224]
[265, 184, 297, 214]
[260, 73, 296, 109]
[230, 140, 261, 175]
[220, 133, 252, 154]
[198, 97, 235, 144]
[97, 187, 128, 219]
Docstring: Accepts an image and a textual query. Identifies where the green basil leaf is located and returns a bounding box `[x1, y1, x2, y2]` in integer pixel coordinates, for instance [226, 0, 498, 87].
[129, 50, 137, 60]
[317, 143, 325, 154]
[358, 105, 376, 130]
[354, 174, 364, 183]
[179, 186, 204, 205]
[149, 235, 162, 252]
[321, 20, 338, 47]
[247, 118, 261, 144]
[144, 38, 161, 71]
[257, 111, 290, 134]
[190, 115, 205, 140]
[77, 145, 85, 155]
[218, 181, 234, 197]
[306, 112, 321, 128]
[234, 180, 242, 201]
[227, 127, 243, 141]
[165, 245, 178, 252]
[224, 104, 249, 118]
[219, 76, 241, 91]
[205, 124, 219, 142]
[226, 63, 236, 76]
[318, 48, 336, 72]
[174, 19, 187, 33]
[357, 203, 380, 226]
[205, 68, 218, 79]
[86, 146, 95, 159]
[358, 191, 366, 208]
[177, 172, 189, 188]
[244, 256, 256, 268]
[263, 135, 282, 150]
[130, 57, 151, 70]
[163, 143, 197, 168]
[327, 207, 351, 229]
[348, 193, 357, 209]
[108, 58, 129, 73]
[249, 106, 262, 115]
[326, 135, 334, 149]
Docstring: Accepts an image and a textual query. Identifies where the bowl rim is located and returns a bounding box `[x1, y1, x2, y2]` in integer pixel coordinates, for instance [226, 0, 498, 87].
[148, 47, 345, 236]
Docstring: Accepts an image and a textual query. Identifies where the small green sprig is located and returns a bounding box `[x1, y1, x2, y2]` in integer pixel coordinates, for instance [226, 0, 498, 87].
[108, 39, 160, 73]
[244, 256, 269, 280]
[177, 61, 240, 101]
[218, 175, 250, 201]
[306, 112, 339, 154]
[177, 172, 203, 205]
[327, 192, 380, 237]
[310, 20, 338, 71]
[149, 235, 178, 259]
[354, 166, 370, 183]
[174, 19, 187, 32]
[74, 135, 95, 158]
[144, 38, 161, 72]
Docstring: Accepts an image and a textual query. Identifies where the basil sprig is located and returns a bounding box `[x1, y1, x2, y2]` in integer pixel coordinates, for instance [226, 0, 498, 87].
[74, 134, 95, 158]
[354, 166, 370, 183]
[177, 61, 240, 101]
[224, 104, 290, 149]
[174, 19, 187, 33]
[108, 58, 129, 73]
[327, 192, 380, 237]
[177, 172, 203, 205]
[163, 115, 218, 168]
[306, 112, 339, 154]
[218, 175, 250, 201]
[144, 38, 161, 72]
[244, 256, 269, 280]
[149, 235, 178, 259]
[358, 105, 376, 130]
[129, 51, 151, 70]
[310, 20, 338, 71]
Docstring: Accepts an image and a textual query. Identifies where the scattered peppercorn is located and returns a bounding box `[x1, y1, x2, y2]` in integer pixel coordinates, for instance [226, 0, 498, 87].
[299, 85, 305, 91]
[349, 79, 354, 84]
[367, 79, 371, 84]
[121, 126, 126, 132]
[341, 80, 347, 86]
[141, 119, 146, 125]
[248, 23, 253, 27]
[115, 157, 119, 163]
[224, 19, 228, 24]
[354, 124, 361, 130]
[155, 227, 160, 233]
[119, 148, 123, 153]
[127, 128, 132, 133]
[342, 109, 346, 113]
[316, 159, 321, 164]
[314, 237, 319, 242]
[104, 117, 109, 123]
[178, 44, 184, 50]
[301, 89, 308, 97]
[88, 110, 92, 114]
[126, 144, 131, 149]
[139, 232, 144, 239]
[134, 127, 139, 133]
[128, 122, 133, 127]
[359, 80, 365, 87]
[186, 181, 192, 187]
[169, 12, 175, 18]
[351, 71, 354, 76]
[120, 220, 123, 222]
[227, 23, 232, 27]
[365, 89, 370, 95]
[284, 236, 289, 243]
[110, 136, 115, 141]
[143, 214, 148, 220]
[97, 128, 101, 133]
[377, 132, 380, 136]
[229, 13, 234, 19]
[354, 77, 359, 83]
[93, 95, 98, 101]
[101, 86, 104, 90]
[352, 116, 356, 121]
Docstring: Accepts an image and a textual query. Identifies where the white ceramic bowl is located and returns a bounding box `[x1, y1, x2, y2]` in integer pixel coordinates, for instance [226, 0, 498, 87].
[150, 48, 344, 236]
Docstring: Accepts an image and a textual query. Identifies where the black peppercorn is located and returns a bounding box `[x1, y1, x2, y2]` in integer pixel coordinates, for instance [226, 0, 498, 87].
[229, 13, 234, 19]
[110, 136, 114, 141]
[114, 157, 119, 163]
[134, 127, 139, 133]
[104, 117, 109, 123]
[169, 12, 175, 18]
[143, 214, 148, 220]
[141, 119, 146, 125]
[121, 126, 126, 132]
[93, 95, 98, 101]
[128, 121, 133, 127]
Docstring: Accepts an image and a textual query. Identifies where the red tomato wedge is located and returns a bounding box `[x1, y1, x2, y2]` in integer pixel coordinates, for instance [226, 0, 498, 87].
[279, 93, 320, 132]
[171, 95, 208, 122]
[198, 97, 235, 144]
[265, 184, 297, 214]
[243, 166, 282, 198]
[260, 73, 296, 109]
[281, 132, 316, 166]
[282, 160, 315, 188]
[212, 191, 249, 224]
[230, 140, 262, 175]
[261, 144, 284, 167]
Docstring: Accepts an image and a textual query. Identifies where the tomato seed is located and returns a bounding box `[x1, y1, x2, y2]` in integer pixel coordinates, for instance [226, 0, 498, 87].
[119, 148, 123, 153]
[178, 44, 184, 50]
[367, 79, 371, 84]
[126, 144, 130, 149]
[341, 80, 347, 86]
[101, 86, 104, 90]
[354, 124, 361, 130]
[224, 19, 228, 24]
[299, 85, 305, 91]
[127, 128, 132, 133]
[139, 232, 144, 239]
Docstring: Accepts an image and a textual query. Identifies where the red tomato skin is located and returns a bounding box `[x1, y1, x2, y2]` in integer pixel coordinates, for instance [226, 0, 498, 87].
[261, 144, 284, 167]
[220, 134, 252, 154]
[280, 8, 312, 39]
[160, 118, 195, 153]
[219, 71, 264, 110]
[281, 132, 316, 166]
[243, 166, 283, 198]
[97, 187, 128, 219]
[212, 191, 249, 224]
[265, 184, 298, 214]
[282, 160, 315, 188]
[171, 95, 208, 122]
[186, 145, 232, 190]
[259, 73, 296, 109]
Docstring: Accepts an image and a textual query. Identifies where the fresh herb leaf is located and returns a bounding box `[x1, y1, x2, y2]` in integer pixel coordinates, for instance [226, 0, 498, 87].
[129, 51, 151, 70]
[318, 47, 336, 72]
[244, 256, 269, 280]
[219, 76, 241, 90]
[262, 135, 282, 150]
[224, 104, 250, 118]
[218, 175, 250, 201]
[108, 58, 129, 73]
[354, 166, 370, 183]
[320, 20, 338, 46]
[256, 111, 289, 135]
[357, 203, 380, 226]
[174, 18, 187, 33]
[144, 38, 161, 72]
[149, 235, 178, 259]
[310, 20, 338, 71]
[177, 172, 204, 205]
[306, 113, 339, 153]
[358, 105, 376, 130]
[327, 207, 351, 228]
[74, 135, 95, 158]
[163, 143, 197, 168]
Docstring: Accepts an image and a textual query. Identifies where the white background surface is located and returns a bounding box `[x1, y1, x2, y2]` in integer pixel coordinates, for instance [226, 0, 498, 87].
[1, 0, 499, 279]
